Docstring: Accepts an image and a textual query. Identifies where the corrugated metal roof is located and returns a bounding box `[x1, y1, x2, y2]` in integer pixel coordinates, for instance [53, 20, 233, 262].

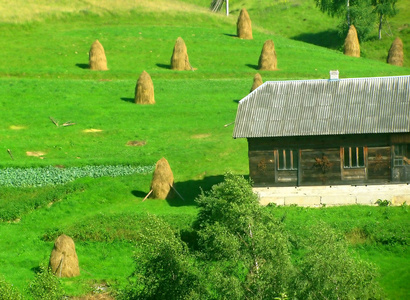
[233, 75, 410, 138]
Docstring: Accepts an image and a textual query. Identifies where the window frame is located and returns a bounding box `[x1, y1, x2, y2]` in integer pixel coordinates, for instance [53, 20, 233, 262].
[393, 144, 408, 166]
[276, 149, 298, 171]
[343, 146, 365, 169]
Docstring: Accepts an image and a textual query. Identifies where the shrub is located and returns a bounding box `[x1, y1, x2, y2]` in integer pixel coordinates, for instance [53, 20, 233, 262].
[0, 276, 23, 300]
[291, 223, 383, 299]
[123, 215, 202, 300]
[375, 199, 391, 207]
[28, 264, 64, 300]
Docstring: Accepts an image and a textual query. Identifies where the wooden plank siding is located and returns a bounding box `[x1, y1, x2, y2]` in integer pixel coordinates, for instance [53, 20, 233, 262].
[367, 147, 391, 181]
[247, 133, 410, 187]
[301, 148, 341, 185]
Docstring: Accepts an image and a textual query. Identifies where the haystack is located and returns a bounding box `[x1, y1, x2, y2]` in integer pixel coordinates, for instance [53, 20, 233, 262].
[258, 40, 277, 70]
[150, 158, 174, 200]
[171, 37, 192, 70]
[344, 25, 360, 57]
[49, 234, 80, 278]
[135, 71, 155, 104]
[89, 40, 108, 70]
[250, 73, 263, 92]
[237, 8, 252, 39]
[387, 37, 404, 66]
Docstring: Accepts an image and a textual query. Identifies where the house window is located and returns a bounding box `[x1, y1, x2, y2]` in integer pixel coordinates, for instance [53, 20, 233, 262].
[277, 149, 298, 170]
[394, 144, 409, 166]
[343, 147, 365, 168]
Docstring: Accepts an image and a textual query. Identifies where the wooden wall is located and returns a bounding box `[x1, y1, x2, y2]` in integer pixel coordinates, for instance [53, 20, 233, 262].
[247, 133, 409, 187]
[300, 148, 341, 185]
[367, 147, 390, 180]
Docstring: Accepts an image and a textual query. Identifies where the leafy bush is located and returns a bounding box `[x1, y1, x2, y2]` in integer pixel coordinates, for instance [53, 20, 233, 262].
[0, 165, 154, 188]
[122, 215, 202, 300]
[291, 223, 383, 300]
[0, 276, 23, 300]
[124, 174, 387, 299]
[363, 222, 409, 246]
[375, 199, 391, 207]
[28, 264, 64, 300]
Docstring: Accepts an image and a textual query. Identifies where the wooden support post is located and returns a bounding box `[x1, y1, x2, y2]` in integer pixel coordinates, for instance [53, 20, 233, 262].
[50, 117, 59, 126]
[7, 149, 14, 160]
[142, 189, 153, 201]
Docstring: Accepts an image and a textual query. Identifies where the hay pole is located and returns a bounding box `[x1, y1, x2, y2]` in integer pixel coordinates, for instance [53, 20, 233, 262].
[50, 117, 59, 127]
[187, 58, 195, 71]
[56, 256, 64, 277]
[50, 117, 75, 127]
[7, 149, 14, 160]
[143, 189, 153, 201]
[169, 183, 185, 201]
[80, 267, 93, 276]
[224, 121, 235, 127]
[62, 121, 76, 127]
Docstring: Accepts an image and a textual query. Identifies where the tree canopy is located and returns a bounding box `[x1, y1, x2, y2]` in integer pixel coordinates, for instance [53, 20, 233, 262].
[123, 173, 383, 299]
[314, 0, 398, 40]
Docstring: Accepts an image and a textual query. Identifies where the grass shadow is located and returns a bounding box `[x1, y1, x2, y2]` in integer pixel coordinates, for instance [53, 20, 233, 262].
[246, 64, 258, 70]
[131, 190, 147, 198]
[223, 33, 237, 38]
[165, 175, 226, 207]
[156, 63, 171, 69]
[121, 97, 134, 103]
[292, 30, 342, 49]
[131, 174, 253, 207]
[76, 63, 89, 69]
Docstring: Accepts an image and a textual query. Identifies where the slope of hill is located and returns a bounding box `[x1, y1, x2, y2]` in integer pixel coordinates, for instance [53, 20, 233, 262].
[0, 0, 409, 298]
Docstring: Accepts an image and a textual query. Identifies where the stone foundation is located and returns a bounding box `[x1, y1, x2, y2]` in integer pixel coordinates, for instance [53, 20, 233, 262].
[254, 184, 410, 207]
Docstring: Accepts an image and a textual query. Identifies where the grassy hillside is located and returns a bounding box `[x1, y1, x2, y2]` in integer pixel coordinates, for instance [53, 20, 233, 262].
[0, 0, 409, 298]
[184, 0, 410, 68]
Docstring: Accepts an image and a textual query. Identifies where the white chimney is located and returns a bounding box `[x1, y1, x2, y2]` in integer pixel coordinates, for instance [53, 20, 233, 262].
[329, 70, 339, 80]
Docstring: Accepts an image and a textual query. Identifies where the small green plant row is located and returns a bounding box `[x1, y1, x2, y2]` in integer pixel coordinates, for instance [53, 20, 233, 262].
[0, 165, 154, 187]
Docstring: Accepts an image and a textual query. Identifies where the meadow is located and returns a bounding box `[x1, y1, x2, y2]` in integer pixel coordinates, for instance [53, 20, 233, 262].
[0, 0, 409, 298]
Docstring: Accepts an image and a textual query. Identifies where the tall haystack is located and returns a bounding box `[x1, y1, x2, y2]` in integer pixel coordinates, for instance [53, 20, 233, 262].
[49, 234, 80, 278]
[387, 37, 404, 66]
[258, 40, 277, 70]
[89, 39, 108, 70]
[171, 37, 192, 70]
[344, 25, 360, 57]
[250, 73, 263, 92]
[237, 8, 252, 39]
[150, 158, 174, 200]
[135, 71, 155, 104]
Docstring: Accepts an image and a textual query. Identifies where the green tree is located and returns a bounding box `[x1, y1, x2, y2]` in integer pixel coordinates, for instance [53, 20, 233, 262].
[195, 172, 293, 299]
[314, 0, 396, 41]
[124, 173, 383, 299]
[123, 215, 202, 300]
[342, 0, 376, 42]
[372, 0, 398, 39]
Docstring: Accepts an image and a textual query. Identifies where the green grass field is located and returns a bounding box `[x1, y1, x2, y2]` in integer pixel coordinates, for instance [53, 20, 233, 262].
[0, 0, 409, 298]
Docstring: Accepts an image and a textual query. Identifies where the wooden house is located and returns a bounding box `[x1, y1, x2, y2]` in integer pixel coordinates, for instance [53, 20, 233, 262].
[233, 75, 410, 188]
